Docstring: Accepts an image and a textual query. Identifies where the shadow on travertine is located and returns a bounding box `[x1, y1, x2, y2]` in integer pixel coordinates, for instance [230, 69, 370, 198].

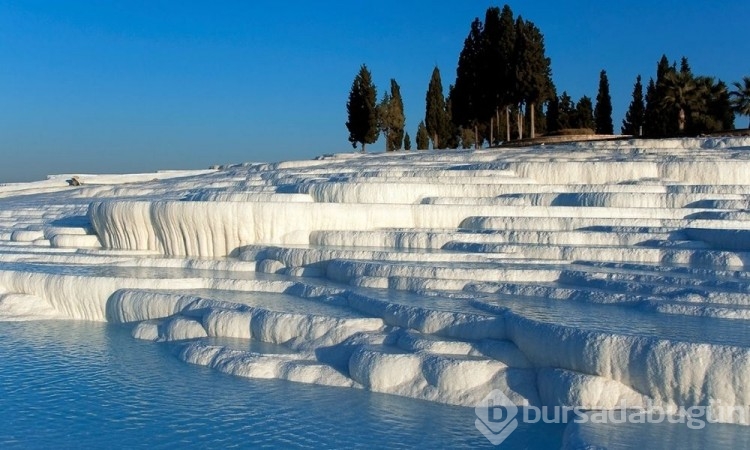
[0, 138, 750, 446]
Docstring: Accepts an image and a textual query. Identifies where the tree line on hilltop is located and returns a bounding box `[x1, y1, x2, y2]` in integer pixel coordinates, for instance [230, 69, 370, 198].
[346, 5, 750, 152]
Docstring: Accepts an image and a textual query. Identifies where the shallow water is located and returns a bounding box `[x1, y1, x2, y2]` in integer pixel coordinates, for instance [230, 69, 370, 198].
[0, 321, 562, 449]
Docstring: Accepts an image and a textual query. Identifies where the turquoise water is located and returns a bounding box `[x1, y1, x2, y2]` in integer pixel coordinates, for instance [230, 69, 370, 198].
[0, 321, 561, 449]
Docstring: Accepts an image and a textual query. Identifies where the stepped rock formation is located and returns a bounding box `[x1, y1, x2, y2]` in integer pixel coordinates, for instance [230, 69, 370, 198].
[1, 138, 750, 446]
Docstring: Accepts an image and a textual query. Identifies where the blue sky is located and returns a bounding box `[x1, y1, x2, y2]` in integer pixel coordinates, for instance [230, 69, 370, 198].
[0, 1, 748, 182]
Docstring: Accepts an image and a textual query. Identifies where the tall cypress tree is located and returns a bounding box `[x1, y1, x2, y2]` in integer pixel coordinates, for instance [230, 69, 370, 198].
[378, 79, 405, 151]
[377, 91, 393, 150]
[445, 85, 460, 149]
[643, 78, 659, 137]
[478, 5, 516, 142]
[512, 17, 552, 139]
[497, 5, 516, 142]
[416, 121, 430, 150]
[425, 66, 449, 149]
[558, 91, 574, 130]
[652, 55, 677, 136]
[403, 132, 412, 151]
[545, 89, 561, 134]
[346, 65, 378, 152]
[451, 18, 483, 143]
[389, 79, 405, 150]
[680, 56, 692, 75]
[622, 75, 645, 135]
[574, 96, 595, 130]
[594, 70, 614, 134]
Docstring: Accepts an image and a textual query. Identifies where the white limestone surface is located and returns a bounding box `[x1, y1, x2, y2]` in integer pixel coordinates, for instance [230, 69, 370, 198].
[0, 138, 749, 441]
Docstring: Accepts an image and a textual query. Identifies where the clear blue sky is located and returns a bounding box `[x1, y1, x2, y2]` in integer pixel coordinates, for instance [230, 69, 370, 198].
[1, 1, 748, 182]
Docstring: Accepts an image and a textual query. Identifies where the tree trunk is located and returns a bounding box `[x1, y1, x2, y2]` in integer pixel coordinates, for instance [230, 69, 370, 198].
[496, 109, 501, 143]
[490, 116, 494, 146]
[530, 102, 536, 139]
[362, 142, 366, 153]
[474, 124, 479, 149]
[433, 133, 439, 150]
[517, 104, 523, 140]
[506, 107, 511, 141]
[678, 108, 686, 133]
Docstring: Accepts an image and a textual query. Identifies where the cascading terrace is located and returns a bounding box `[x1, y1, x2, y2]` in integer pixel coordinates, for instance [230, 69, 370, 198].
[1, 138, 750, 440]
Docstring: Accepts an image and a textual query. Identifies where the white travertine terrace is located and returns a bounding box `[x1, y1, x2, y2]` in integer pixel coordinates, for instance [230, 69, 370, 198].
[1, 138, 750, 444]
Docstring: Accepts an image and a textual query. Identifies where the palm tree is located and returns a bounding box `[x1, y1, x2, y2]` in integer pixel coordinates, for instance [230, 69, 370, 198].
[660, 71, 705, 134]
[730, 76, 750, 128]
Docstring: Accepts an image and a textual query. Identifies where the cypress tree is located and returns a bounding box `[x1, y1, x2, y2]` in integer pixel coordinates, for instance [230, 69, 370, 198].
[622, 75, 645, 135]
[594, 70, 614, 134]
[546, 92, 561, 134]
[643, 78, 659, 137]
[378, 79, 406, 151]
[680, 56, 692, 75]
[425, 66, 450, 149]
[451, 18, 483, 147]
[497, 5, 516, 141]
[403, 132, 412, 151]
[389, 79, 405, 150]
[512, 17, 552, 139]
[653, 55, 677, 136]
[345, 65, 378, 152]
[377, 91, 393, 150]
[478, 5, 516, 142]
[558, 91, 574, 130]
[574, 96, 595, 130]
[445, 85, 460, 149]
[416, 121, 430, 150]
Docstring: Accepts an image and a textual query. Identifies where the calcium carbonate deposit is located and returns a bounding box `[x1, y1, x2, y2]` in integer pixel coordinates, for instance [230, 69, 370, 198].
[1, 137, 750, 446]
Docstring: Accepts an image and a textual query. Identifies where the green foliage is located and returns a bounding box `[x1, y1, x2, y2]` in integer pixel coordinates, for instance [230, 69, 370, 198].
[680, 56, 691, 75]
[444, 87, 461, 149]
[644, 55, 677, 137]
[346, 65, 378, 152]
[389, 79, 405, 150]
[378, 79, 406, 151]
[644, 78, 661, 137]
[574, 96, 595, 130]
[478, 5, 516, 122]
[622, 75, 645, 135]
[403, 132, 412, 151]
[525, 102, 546, 136]
[416, 121, 430, 150]
[642, 55, 734, 136]
[730, 76, 750, 128]
[545, 94, 560, 134]
[425, 66, 450, 149]
[556, 91, 575, 130]
[687, 77, 734, 134]
[594, 70, 614, 134]
[660, 69, 703, 133]
[451, 5, 552, 141]
[460, 127, 477, 148]
[450, 18, 483, 131]
[512, 17, 553, 138]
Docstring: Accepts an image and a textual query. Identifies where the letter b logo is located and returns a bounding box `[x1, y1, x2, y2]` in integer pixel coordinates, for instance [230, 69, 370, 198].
[475, 390, 519, 446]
